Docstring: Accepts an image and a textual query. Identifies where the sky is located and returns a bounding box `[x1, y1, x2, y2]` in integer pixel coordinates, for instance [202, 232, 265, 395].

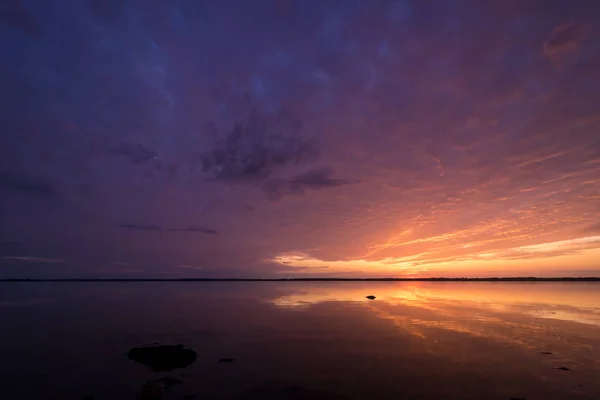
[1, 0, 599, 278]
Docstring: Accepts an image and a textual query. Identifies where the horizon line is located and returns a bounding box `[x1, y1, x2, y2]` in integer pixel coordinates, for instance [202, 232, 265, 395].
[1, 277, 600, 282]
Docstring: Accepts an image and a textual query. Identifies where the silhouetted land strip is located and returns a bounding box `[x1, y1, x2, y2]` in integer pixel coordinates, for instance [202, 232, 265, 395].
[1, 277, 599, 282]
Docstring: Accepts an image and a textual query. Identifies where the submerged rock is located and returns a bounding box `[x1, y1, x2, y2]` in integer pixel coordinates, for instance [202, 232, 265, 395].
[365, 295, 376, 300]
[139, 381, 164, 400]
[241, 383, 347, 399]
[128, 344, 197, 372]
[138, 376, 183, 400]
[555, 366, 572, 371]
[219, 358, 234, 363]
[541, 351, 553, 355]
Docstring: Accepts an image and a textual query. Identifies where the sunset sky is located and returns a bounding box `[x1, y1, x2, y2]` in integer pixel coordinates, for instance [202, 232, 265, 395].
[1, 0, 599, 278]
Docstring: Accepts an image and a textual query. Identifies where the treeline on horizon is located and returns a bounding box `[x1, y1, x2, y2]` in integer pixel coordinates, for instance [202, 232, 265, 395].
[1, 277, 599, 282]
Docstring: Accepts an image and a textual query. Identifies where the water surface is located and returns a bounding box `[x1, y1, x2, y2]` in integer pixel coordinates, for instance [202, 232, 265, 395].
[1, 282, 599, 399]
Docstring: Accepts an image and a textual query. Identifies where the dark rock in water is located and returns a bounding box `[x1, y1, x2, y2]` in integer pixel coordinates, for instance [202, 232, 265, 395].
[219, 358, 234, 363]
[128, 344, 196, 372]
[138, 377, 182, 400]
[541, 351, 553, 355]
[555, 366, 572, 371]
[365, 295, 376, 300]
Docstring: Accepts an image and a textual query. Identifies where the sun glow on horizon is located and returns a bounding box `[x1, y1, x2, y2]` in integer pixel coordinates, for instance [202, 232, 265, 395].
[272, 235, 600, 277]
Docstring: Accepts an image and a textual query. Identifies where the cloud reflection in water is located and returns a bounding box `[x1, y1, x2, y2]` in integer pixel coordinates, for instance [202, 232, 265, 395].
[269, 282, 600, 361]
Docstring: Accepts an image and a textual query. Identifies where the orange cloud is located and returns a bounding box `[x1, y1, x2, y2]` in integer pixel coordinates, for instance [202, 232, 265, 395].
[271, 235, 600, 277]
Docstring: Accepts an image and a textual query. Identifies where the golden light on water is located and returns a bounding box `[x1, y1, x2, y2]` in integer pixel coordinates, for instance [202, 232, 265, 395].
[269, 282, 600, 329]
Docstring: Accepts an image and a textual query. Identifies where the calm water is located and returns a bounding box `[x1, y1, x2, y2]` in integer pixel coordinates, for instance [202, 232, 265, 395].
[1, 282, 600, 400]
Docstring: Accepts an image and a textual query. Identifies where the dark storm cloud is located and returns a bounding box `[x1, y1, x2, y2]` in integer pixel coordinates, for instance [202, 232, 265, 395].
[201, 106, 319, 182]
[0, 171, 56, 196]
[264, 167, 354, 200]
[290, 167, 353, 190]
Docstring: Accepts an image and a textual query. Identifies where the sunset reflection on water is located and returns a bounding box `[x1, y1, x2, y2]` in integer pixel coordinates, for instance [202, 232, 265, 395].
[2, 282, 600, 399]
[270, 282, 600, 324]
[270, 282, 600, 372]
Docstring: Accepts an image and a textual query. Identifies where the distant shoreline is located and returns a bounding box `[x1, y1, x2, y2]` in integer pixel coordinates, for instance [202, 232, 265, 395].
[1, 277, 599, 282]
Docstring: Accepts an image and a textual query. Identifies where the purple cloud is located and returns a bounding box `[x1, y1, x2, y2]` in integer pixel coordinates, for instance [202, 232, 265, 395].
[0, 1, 599, 278]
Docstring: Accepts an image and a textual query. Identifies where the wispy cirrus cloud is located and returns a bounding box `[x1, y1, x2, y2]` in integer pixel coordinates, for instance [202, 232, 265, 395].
[272, 235, 600, 277]
[2, 256, 65, 264]
[171, 226, 219, 234]
[178, 265, 204, 270]
[117, 224, 219, 234]
[1, 1, 599, 278]
[117, 223, 163, 231]
[0, 171, 56, 196]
